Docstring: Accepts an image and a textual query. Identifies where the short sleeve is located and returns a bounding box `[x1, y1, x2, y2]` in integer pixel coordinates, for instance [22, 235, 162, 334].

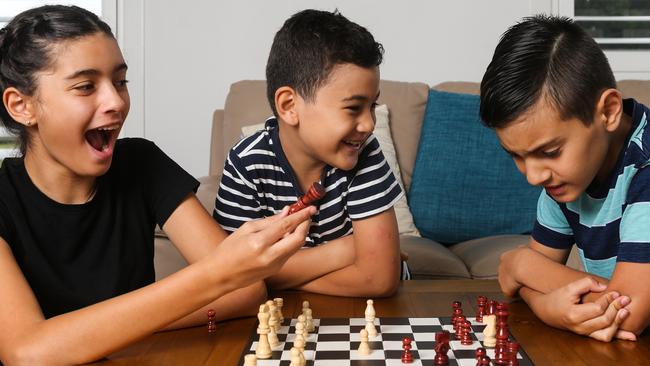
[128, 139, 199, 227]
[531, 190, 574, 249]
[347, 135, 403, 220]
[214, 151, 263, 232]
[619, 166, 650, 263]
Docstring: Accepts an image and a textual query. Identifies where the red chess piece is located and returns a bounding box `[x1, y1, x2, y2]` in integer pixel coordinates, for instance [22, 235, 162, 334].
[506, 342, 520, 366]
[488, 300, 497, 315]
[475, 347, 487, 364]
[452, 301, 462, 326]
[454, 314, 466, 339]
[207, 309, 216, 334]
[401, 337, 413, 363]
[479, 355, 492, 366]
[434, 331, 450, 365]
[477, 296, 487, 322]
[288, 182, 325, 214]
[461, 320, 473, 345]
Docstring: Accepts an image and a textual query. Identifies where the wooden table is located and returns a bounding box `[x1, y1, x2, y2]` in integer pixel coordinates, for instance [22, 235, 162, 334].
[94, 280, 649, 365]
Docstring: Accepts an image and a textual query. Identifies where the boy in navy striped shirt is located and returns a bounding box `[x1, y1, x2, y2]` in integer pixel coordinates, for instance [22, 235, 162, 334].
[480, 15, 649, 341]
[214, 9, 407, 297]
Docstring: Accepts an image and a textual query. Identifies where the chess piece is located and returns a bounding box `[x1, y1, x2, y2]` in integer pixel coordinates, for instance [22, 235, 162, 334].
[358, 329, 371, 355]
[507, 341, 520, 366]
[452, 301, 462, 326]
[401, 337, 413, 363]
[289, 347, 302, 366]
[475, 347, 487, 364]
[255, 304, 272, 359]
[488, 300, 497, 315]
[461, 320, 473, 345]
[495, 304, 510, 365]
[295, 319, 307, 343]
[479, 355, 492, 366]
[294, 333, 306, 353]
[243, 354, 257, 366]
[365, 299, 378, 337]
[267, 303, 280, 347]
[434, 331, 450, 365]
[477, 296, 487, 323]
[482, 314, 497, 348]
[288, 182, 325, 214]
[274, 297, 284, 324]
[297, 314, 308, 335]
[207, 309, 216, 334]
[303, 308, 315, 332]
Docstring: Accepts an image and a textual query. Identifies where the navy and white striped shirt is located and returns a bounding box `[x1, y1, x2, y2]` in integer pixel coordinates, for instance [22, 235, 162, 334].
[214, 117, 409, 278]
[532, 99, 650, 279]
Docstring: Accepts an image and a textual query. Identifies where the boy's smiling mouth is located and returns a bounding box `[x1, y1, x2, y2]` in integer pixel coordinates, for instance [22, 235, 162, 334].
[342, 139, 363, 149]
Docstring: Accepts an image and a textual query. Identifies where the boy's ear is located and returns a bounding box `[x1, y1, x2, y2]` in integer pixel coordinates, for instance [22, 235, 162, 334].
[274, 86, 300, 126]
[596, 88, 624, 132]
[2, 87, 37, 127]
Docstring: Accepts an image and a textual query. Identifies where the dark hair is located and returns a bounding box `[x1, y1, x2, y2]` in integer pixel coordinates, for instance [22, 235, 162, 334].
[265, 9, 384, 116]
[479, 15, 616, 128]
[0, 5, 113, 155]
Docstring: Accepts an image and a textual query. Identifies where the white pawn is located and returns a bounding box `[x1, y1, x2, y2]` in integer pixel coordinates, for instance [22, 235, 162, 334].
[297, 314, 308, 336]
[266, 300, 281, 332]
[358, 329, 371, 355]
[482, 314, 497, 348]
[303, 308, 315, 332]
[295, 318, 307, 342]
[274, 297, 285, 324]
[293, 333, 306, 353]
[365, 299, 377, 337]
[289, 347, 302, 366]
[255, 304, 272, 359]
[267, 305, 280, 347]
[244, 354, 257, 366]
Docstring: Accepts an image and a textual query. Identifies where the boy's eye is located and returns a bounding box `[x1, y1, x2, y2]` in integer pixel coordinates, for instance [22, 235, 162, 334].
[542, 149, 560, 158]
[115, 79, 130, 89]
[345, 105, 361, 113]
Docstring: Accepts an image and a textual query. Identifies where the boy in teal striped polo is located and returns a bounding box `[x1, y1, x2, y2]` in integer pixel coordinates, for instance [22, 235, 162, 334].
[479, 15, 649, 341]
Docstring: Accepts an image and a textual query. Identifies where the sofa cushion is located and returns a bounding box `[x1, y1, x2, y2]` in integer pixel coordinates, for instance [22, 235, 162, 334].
[449, 235, 530, 279]
[408, 90, 542, 244]
[400, 235, 470, 279]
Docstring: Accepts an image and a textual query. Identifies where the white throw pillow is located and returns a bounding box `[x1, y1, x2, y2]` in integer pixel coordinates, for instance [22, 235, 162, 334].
[240, 106, 421, 237]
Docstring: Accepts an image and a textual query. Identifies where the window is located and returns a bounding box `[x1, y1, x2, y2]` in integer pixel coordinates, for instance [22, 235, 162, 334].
[573, 0, 650, 50]
[0, 0, 114, 161]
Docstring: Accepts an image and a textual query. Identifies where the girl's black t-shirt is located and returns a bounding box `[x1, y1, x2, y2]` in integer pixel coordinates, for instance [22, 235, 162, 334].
[0, 138, 199, 318]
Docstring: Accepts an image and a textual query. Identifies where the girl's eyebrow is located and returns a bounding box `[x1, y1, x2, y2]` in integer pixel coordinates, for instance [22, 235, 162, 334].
[65, 63, 128, 80]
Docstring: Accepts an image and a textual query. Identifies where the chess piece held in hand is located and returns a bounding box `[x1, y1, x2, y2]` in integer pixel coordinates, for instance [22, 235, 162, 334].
[288, 182, 325, 214]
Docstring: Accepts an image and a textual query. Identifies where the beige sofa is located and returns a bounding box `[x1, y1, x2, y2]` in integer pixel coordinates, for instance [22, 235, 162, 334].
[154, 79, 650, 281]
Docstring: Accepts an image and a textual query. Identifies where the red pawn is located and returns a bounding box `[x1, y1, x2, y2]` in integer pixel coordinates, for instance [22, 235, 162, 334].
[207, 309, 216, 334]
[461, 320, 473, 345]
[506, 342, 520, 366]
[477, 296, 487, 322]
[475, 347, 487, 364]
[401, 337, 413, 363]
[288, 182, 325, 214]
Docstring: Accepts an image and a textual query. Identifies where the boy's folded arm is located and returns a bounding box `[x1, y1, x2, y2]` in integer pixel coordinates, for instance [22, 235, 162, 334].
[265, 235, 356, 289]
[582, 262, 650, 335]
[505, 239, 608, 295]
[295, 208, 401, 297]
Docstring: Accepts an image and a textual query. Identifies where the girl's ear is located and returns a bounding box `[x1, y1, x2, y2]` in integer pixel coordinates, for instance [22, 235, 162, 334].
[3, 87, 37, 126]
[275, 86, 299, 126]
[597, 88, 624, 132]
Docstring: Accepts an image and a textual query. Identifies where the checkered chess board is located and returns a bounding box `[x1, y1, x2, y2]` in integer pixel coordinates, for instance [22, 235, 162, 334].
[238, 316, 534, 365]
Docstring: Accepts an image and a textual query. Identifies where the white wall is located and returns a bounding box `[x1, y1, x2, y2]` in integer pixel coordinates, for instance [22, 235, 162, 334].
[117, 0, 650, 178]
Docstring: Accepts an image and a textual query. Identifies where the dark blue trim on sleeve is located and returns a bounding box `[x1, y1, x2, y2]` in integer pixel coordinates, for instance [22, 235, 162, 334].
[618, 242, 650, 263]
[531, 220, 574, 249]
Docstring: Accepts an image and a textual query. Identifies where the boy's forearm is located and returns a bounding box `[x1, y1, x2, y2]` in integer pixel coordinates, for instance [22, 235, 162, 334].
[296, 255, 400, 297]
[266, 236, 355, 289]
[514, 248, 608, 294]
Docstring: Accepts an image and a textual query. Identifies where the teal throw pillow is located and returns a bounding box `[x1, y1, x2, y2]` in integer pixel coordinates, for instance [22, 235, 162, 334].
[408, 90, 541, 244]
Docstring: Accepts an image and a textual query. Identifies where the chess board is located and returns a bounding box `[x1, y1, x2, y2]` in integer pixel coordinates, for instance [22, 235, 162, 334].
[238, 316, 534, 365]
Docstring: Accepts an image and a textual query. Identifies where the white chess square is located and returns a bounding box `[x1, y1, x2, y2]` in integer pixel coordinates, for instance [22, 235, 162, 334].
[315, 341, 350, 351]
[450, 340, 480, 350]
[380, 324, 412, 333]
[409, 317, 441, 325]
[412, 332, 435, 343]
[385, 360, 425, 366]
[314, 361, 349, 366]
[349, 317, 378, 326]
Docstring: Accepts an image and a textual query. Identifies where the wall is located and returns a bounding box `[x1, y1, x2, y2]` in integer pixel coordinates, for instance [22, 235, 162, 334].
[117, 0, 650, 177]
